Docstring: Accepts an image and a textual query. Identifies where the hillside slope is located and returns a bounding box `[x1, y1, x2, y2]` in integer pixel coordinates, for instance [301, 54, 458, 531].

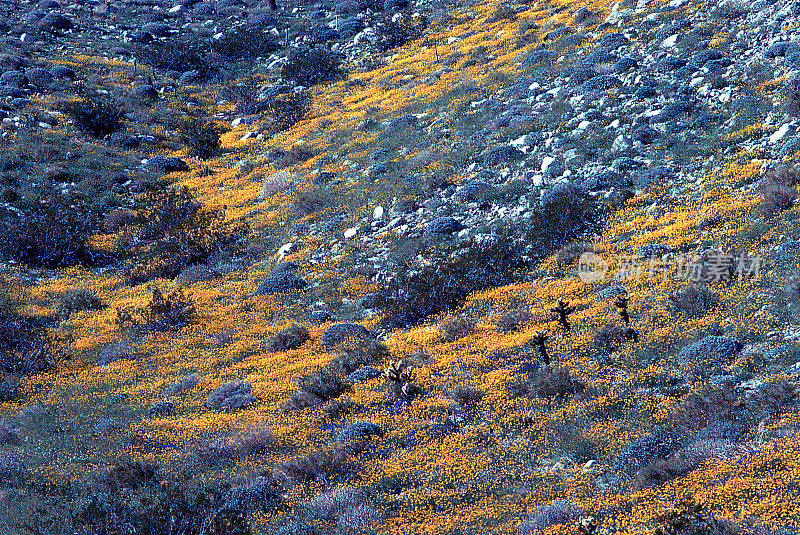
[2, 0, 800, 532]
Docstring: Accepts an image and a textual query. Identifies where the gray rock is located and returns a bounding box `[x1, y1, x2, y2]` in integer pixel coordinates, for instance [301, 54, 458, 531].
[49, 65, 76, 80]
[39, 12, 72, 30]
[424, 216, 464, 235]
[24, 67, 53, 89]
[131, 84, 159, 100]
[146, 155, 189, 173]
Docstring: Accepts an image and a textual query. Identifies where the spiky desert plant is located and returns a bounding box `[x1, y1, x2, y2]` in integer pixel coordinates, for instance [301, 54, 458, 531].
[550, 298, 576, 331]
[531, 330, 551, 368]
[614, 295, 631, 326]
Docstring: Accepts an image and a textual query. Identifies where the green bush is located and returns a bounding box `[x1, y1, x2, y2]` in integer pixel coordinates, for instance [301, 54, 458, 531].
[378, 232, 528, 329]
[0, 294, 58, 375]
[211, 26, 280, 62]
[135, 39, 212, 76]
[56, 288, 104, 320]
[281, 47, 343, 87]
[180, 117, 227, 160]
[124, 184, 247, 285]
[60, 97, 123, 138]
[0, 192, 100, 268]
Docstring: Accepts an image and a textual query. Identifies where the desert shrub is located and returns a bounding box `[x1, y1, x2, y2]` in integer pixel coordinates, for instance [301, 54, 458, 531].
[97, 340, 135, 366]
[783, 78, 800, 118]
[263, 92, 309, 133]
[525, 183, 601, 256]
[331, 339, 390, 375]
[447, 385, 484, 407]
[489, 3, 516, 21]
[206, 380, 257, 413]
[56, 288, 104, 320]
[747, 377, 798, 420]
[141, 287, 195, 332]
[192, 420, 273, 466]
[613, 433, 682, 476]
[378, 232, 528, 329]
[0, 373, 20, 402]
[180, 117, 227, 160]
[669, 284, 720, 318]
[281, 47, 343, 87]
[286, 369, 351, 410]
[439, 314, 477, 342]
[759, 164, 800, 217]
[60, 97, 123, 138]
[266, 323, 310, 352]
[519, 500, 581, 534]
[673, 386, 747, 433]
[305, 487, 381, 531]
[223, 81, 262, 116]
[0, 192, 100, 268]
[276, 146, 315, 169]
[276, 446, 351, 485]
[211, 26, 280, 62]
[633, 454, 697, 491]
[164, 373, 200, 396]
[68, 477, 255, 535]
[495, 306, 534, 333]
[0, 294, 59, 374]
[593, 324, 634, 354]
[556, 241, 598, 266]
[338, 421, 383, 442]
[135, 39, 211, 75]
[292, 190, 328, 216]
[374, 16, 427, 51]
[322, 323, 373, 349]
[125, 185, 247, 284]
[323, 395, 359, 419]
[99, 460, 158, 492]
[509, 367, 585, 401]
[653, 500, 740, 535]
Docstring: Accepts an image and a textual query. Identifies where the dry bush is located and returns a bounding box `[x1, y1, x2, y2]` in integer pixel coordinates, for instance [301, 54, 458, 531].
[783, 78, 800, 118]
[56, 288, 104, 320]
[509, 367, 585, 401]
[266, 323, 310, 352]
[331, 339, 390, 376]
[141, 287, 195, 332]
[99, 460, 158, 492]
[759, 165, 800, 217]
[276, 446, 351, 485]
[669, 284, 720, 318]
[593, 324, 635, 354]
[322, 395, 359, 420]
[489, 3, 517, 21]
[747, 377, 798, 420]
[285, 369, 351, 411]
[495, 306, 533, 333]
[673, 386, 745, 431]
[447, 385, 485, 407]
[633, 455, 696, 491]
[439, 315, 477, 342]
[191, 420, 273, 466]
[556, 241, 598, 266]
[406, 347, 434, 367]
